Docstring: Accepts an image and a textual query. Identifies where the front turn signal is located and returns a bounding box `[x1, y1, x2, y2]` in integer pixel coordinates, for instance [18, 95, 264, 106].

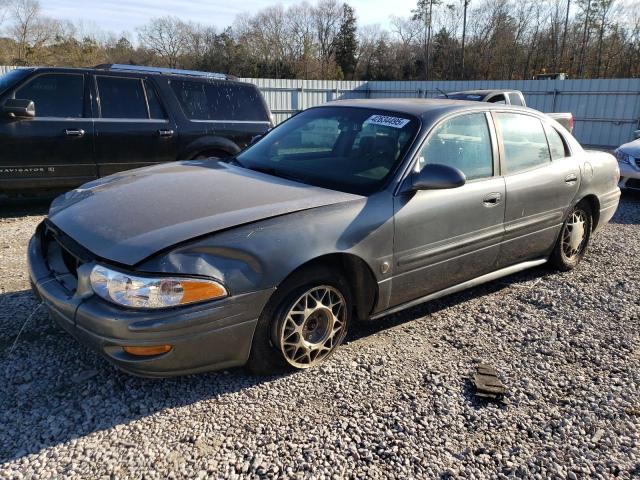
[123, 345, 173, 356]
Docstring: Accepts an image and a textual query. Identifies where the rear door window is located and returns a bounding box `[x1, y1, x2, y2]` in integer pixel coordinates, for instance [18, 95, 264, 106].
[144, 80, 167, 119]
[545, 125, 569, 160]
[418, 112, 494, 181]
[171, 80, 269, 121]
[487, 94, 506, 104]
[97, 76, 148, 119]
[15, 73, 84, 118]
[495, 113, 551, 174]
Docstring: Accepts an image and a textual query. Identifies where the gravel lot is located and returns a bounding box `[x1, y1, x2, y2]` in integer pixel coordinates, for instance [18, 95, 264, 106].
[1, 194, 639, 479]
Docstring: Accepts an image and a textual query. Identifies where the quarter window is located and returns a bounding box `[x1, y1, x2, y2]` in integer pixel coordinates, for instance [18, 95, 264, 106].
[15, 73, 84, 118]
[496, 113, 551, 174]
[170, 80, 269, 121]
[418, 113, 493, 181]
[545, 125, 569, 160]
[97, 77, 148, 119]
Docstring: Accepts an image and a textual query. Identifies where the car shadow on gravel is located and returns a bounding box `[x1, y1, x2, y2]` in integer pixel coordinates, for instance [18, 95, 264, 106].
[0, 289, 293, 464]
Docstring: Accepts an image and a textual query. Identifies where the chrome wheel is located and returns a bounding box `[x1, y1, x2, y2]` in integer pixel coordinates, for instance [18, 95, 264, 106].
[279, 285, 347, 368]
[561, 209, 587, 259]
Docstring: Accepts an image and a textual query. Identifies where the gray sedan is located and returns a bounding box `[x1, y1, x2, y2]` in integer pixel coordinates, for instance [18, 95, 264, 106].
[28, 99, 621, 377]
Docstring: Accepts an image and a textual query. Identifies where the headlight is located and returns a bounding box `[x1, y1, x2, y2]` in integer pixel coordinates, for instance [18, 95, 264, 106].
[89, 265, 227, 309]
[615, 150, 631, 164]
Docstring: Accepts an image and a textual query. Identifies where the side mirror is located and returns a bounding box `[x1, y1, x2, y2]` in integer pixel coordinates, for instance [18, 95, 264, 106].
[633, 130, 640, 140]
[405, 163, 466, 191]
[3, 98, 35, 118]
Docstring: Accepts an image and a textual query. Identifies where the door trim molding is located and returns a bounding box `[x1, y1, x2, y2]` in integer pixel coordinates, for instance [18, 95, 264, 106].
[370, 258, 547, 320]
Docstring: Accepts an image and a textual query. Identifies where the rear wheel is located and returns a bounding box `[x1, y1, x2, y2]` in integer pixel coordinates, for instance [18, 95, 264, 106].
[247, 265, 352, 375]
[550, 202, 592, 271]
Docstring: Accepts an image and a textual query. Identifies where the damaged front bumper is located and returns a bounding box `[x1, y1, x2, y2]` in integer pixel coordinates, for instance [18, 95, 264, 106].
[28, 223, 274, 377]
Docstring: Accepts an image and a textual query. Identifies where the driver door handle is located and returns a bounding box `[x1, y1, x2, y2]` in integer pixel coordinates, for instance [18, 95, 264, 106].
[64, 129, 85, 137]
[158, 129, 174, 138]
[483, 192, 502, 207]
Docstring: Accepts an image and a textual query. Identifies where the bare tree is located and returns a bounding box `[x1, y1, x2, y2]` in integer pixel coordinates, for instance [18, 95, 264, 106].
[313, 0, 342, 76]
[137, 16, 190, 68]
[8, 0, 60, 64]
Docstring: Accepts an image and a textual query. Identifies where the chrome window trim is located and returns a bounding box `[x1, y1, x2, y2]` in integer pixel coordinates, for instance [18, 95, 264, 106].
[189, 119, 272, 125]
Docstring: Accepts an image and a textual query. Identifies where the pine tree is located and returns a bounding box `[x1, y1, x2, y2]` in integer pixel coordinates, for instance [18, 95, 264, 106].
[335, 3, 358, 80]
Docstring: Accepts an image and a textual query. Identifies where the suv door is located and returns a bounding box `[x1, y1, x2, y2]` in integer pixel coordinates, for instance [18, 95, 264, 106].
[0, 72, 95, 191]
[93, 75, 178, 176]
[494, 112, 580, 266]
[391, 112, 506, 307]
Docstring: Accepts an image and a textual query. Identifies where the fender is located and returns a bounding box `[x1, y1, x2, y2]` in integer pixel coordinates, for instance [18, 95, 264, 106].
[180, 136, 242, 159]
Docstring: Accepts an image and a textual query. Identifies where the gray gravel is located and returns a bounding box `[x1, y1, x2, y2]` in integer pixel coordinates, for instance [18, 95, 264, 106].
[1, 194, 639, 479]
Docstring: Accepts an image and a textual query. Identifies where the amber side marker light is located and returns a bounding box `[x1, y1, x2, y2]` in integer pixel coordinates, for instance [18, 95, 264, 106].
[123, 345, 173, 356]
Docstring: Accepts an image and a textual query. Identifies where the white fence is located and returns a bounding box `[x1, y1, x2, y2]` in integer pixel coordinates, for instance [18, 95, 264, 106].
[2, 66, 638, 147]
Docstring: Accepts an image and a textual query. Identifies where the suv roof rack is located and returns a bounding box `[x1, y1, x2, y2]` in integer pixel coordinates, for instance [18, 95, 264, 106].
[93, 64, 237, 81]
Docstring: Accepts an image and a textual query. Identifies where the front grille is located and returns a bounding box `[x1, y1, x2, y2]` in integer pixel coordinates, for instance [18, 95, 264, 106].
[42, 221, 94, 291]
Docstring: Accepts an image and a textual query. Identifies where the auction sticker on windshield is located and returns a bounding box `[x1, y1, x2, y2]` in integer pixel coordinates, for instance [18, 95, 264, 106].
[365, 115, 411, 129]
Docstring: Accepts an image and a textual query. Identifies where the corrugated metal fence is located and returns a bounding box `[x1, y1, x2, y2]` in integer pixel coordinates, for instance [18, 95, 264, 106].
[2, 66, 637, 147]
[242, 77, 640, 148]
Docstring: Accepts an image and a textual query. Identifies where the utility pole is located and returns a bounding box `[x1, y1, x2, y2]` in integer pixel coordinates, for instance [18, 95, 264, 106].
[461, 0, 470, 79]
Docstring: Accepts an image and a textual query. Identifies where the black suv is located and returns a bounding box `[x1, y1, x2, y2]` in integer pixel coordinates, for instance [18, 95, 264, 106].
[0, 64, 272, 193]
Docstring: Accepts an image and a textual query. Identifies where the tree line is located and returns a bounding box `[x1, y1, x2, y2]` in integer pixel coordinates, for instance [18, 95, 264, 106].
[0, 0, 639, 80]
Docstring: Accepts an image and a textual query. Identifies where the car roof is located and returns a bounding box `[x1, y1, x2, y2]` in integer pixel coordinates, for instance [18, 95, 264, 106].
[324, 98, 538, 122]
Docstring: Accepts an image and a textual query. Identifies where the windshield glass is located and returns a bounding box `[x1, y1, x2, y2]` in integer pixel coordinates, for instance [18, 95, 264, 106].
[0, 68, 33, 95]
[236, 107, 419, 195]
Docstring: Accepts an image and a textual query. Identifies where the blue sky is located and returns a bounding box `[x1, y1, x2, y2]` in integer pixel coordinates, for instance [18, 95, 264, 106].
[40, 0, 420, 36]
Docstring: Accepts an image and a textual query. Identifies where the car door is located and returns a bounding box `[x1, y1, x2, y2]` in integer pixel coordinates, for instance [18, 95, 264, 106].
[390, 111, 506, 307]
[494, 112, 581, 266]
[93, 75, 178, 177]
[0, 72, 95, 190]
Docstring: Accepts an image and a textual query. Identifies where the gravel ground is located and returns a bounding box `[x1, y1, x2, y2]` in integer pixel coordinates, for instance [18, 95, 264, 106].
[0, 194, 639, 479]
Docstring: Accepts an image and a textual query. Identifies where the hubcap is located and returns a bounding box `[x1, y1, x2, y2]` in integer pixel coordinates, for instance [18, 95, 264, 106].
[279, 286, 346, 368]
[562, 210, 587, 259]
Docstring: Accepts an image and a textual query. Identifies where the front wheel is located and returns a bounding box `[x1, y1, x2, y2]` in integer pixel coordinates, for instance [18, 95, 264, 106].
[550, 203, 592, 271]
[247, 266, 352, 375]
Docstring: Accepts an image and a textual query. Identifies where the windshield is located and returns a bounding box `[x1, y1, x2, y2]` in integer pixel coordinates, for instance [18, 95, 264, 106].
[0, 68, 33, 96]
[235, 107, 419, 195]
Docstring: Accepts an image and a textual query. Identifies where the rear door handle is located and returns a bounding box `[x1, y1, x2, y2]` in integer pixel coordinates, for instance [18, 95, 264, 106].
[64, 129, 85, 137]
[483, 192, 502, 206]
[564, 173, 578, 184]
[158, 129, 174, 138]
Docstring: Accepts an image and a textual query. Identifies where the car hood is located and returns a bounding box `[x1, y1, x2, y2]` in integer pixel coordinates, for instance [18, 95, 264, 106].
[48, 160, 363, 266]
[617, 139, 640, 157]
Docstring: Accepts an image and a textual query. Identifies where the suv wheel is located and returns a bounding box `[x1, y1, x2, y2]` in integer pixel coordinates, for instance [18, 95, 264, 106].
[247, 265, 352, 375]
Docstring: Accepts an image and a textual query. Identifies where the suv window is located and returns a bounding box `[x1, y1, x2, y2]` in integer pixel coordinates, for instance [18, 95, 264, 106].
[15, 73, 84, 118]
[508, 92, 524, 106]
[171, 80, 268, 121]
[496, 113, 551, 173]
[545, 125, 569, 160]
[418, 113, 493, 181]
[97, 76, 148, 119]
[144, 80, 166, 119]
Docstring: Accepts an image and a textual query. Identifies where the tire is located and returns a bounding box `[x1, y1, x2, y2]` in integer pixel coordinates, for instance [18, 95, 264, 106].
[192, 150, 225, 160]
[246, 265, 352, 375]
[549, 202, 593, 271]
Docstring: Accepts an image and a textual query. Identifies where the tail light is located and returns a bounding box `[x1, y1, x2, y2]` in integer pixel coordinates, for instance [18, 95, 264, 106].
[568, 115, 574, 133]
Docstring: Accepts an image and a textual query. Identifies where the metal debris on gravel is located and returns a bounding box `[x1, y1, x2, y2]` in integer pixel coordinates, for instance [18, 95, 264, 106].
[0, 194, 639, 478]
